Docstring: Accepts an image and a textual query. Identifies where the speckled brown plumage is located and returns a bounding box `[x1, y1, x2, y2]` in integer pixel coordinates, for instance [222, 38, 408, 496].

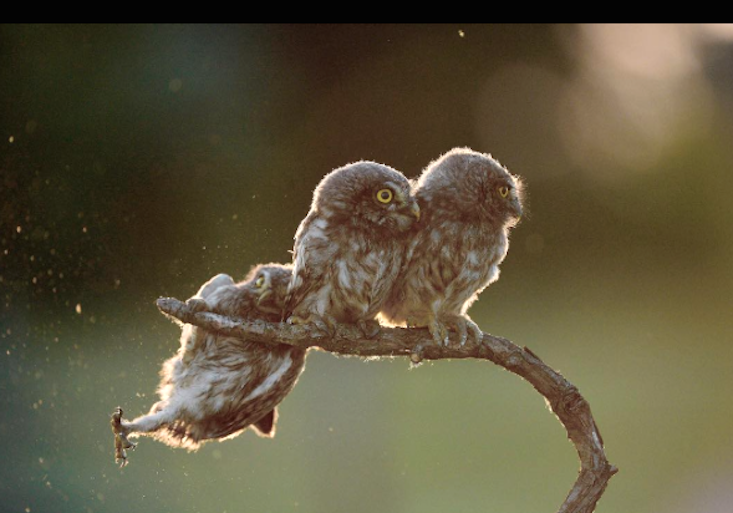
[120, 263, 307, 450]
[380, 147, 524, 346]
[286, 161, 420, 336]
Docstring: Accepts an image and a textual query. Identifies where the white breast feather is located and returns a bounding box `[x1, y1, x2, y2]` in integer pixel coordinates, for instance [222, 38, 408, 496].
[243, 355, 294, 402]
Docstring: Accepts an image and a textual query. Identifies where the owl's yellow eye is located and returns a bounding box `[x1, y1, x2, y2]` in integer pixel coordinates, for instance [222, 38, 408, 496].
[254, 275, 266, 288]
[498, 185, 510, 198]
[376, 188, 393, 204]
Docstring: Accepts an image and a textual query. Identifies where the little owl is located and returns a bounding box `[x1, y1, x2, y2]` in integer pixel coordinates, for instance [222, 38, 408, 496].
[286, 161, 421, 337]
[114, 263, 307, 457]
[380, 147, 524, 346]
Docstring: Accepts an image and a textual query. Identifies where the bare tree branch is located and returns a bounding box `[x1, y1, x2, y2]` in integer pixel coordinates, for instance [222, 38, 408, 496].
[156, 297, 617, 513]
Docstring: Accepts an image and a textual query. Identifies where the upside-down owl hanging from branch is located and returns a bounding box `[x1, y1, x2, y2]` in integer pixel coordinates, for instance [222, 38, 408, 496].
[112, 263, 307, 465]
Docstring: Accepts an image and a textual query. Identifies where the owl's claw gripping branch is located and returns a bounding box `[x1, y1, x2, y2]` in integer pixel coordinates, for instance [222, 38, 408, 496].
[357, 318, 382, 339]
[155, 296, 616, 513]
[110, 407, 136, 468]
[287, 313, 337, 338]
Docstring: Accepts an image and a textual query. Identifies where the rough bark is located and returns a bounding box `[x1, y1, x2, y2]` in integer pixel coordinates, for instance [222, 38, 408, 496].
[156, 297, 617, 513]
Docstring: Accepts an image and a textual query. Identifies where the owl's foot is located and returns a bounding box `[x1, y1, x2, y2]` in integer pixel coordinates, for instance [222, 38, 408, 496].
[449, 315, 483, 346]
[430, 314, 483, 347]
[288, 314, 337, 338]
[427, 319, 451, 346]
[357, 319, 382, 339]
[110, 407, 137, 467]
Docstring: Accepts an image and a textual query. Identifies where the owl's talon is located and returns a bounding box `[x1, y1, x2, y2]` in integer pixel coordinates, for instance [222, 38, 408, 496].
[288, 314, 336, 338]
[287, 315, 308, 326]
[453, 315, 483, 346]
[428, 315, 482, 347]
[357, 319, 381, 339]
[111, 407, 137, 467]
[312, 317, 335, 338]
[440, 326, 450, 346]
[451, 319, 468, 347]
[467, 320, 483, 345]
[428, 320, 450, 346]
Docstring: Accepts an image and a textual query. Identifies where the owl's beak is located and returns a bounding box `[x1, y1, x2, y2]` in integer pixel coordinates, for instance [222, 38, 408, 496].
[257, 288, 272, 306]
[513, 199, 523, 219]
[409, 200, 421, 221]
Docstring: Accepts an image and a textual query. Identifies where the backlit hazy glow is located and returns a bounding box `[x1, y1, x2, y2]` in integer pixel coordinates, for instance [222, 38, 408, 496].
[578, 24, 701, 80]
[556, 24, 720, 181]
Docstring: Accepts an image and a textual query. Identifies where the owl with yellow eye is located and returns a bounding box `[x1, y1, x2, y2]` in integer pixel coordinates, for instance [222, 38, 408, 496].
[286, 160, 421, 337]
[380, 147, 525, 346]
[113, 263, 307, 458]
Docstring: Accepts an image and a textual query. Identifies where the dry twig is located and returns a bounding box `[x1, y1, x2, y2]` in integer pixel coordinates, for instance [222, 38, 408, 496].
[156, 296, 617, 513]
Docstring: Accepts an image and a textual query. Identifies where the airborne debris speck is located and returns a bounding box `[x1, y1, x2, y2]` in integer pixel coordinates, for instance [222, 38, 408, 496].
[75, 304, 82, 314]
[169, 78, 183, 93]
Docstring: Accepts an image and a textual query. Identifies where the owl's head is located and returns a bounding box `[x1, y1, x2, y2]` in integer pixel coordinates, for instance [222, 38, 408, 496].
[418, 147, 524, 227]
[312, 161, 420, 233]
[243, 263, 294, 318]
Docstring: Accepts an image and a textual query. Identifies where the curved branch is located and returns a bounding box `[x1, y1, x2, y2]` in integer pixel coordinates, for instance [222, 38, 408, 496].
[157, 297, 617, 513]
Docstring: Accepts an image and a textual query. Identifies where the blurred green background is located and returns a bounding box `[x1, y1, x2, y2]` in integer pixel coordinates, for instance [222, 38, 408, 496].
[2, 24, 732, 513]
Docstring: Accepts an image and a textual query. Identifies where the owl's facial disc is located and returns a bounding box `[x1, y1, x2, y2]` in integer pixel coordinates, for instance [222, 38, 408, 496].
[390, 197, 420, 232]
[374, 182, 420, 231]
[496, 179, 523, 221]
[253, 271, 274, 307]
[256, 284, 282, 315]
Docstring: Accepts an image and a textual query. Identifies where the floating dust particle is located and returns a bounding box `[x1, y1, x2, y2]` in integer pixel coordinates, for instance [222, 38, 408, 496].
[75, 304, 82, 315]
[169, 78, 183, 93]
[458, 29, 465, 38]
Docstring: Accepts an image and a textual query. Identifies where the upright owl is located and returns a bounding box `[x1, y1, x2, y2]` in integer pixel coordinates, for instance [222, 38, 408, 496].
[113, 263, 307, 459]
[380, 147, 524, 346]
[286, 161, 421, 337]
